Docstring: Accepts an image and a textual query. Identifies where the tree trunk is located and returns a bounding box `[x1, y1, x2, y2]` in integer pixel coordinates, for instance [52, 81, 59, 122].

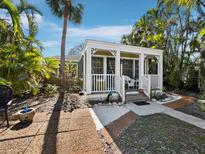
[200, 44, 205, 92]
[60, 8, 69, 91]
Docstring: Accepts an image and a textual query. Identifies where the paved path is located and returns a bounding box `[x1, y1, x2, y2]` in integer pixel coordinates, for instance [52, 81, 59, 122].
[0, 109, 104, 154]
[91, 102, 205, 130]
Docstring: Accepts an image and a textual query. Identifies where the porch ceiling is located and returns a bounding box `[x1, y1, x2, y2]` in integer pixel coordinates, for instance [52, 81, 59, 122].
[93, 50, 139, 58]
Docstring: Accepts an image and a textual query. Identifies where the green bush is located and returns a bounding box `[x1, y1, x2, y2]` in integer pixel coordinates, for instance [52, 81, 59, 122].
[200, 103, 205, 112]
[199, 93, 205, 100]
[65, 77, 83, 93]
[41, 84, 58, 96]
[0, 77, 11, 86]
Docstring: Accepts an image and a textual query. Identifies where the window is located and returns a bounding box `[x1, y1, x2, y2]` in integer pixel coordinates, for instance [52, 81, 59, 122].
[92, 57, 103, 74]
[145, 56, 158, 75]
[135, 60, 139, 79]
[107, 58, 115, 74]
[121, 59, 133, 78]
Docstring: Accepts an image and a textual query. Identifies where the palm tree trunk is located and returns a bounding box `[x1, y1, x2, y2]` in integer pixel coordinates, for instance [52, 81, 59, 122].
[200, 44, 205, 92]
[60, 8, 69, 91]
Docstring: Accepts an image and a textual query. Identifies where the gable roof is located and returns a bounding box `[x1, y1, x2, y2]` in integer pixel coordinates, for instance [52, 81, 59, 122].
[54, 55, 82, 62]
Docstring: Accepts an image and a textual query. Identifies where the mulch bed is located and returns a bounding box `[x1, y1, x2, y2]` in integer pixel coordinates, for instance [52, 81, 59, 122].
[176, 102, 205, 120]
[116, 113, 205, 154]
[163, 95, 196, 109]
[163, 95, 205, 120]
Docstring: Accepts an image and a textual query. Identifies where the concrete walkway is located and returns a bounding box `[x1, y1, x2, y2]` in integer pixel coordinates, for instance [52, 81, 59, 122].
[0, 109, 104, 154]
[91, 102, 205, 130]
[91, 106, 130, 130]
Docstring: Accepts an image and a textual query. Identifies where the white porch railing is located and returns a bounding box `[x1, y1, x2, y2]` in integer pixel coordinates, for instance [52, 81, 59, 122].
[91, 74, 126, 102]
[92, 74, 116, 92]
[143, 75, 161, 98]
[91, 74, 160, 102]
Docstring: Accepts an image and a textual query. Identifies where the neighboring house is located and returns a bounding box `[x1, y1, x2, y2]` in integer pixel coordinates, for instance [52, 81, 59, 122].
[81, 40, 163, 103]
[54, 55, 81, 78]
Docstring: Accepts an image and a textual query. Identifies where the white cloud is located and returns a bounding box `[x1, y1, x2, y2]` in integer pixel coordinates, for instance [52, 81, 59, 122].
[46, 22, 62, 32]
[42, 40, 61, 48]
[20, 13, 43, 29]
[45, 24, 132, 41]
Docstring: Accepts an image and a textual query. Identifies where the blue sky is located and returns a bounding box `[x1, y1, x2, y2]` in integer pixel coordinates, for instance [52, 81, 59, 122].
[12, 0, 157, 56]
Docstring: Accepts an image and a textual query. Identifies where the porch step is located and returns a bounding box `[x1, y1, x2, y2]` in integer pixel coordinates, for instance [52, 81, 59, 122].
[125, 92, 149, 103]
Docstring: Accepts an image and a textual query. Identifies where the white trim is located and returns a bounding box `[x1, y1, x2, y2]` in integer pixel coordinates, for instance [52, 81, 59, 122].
[93, 55, 115, 58]
[86, 47, 92, 94]
[83, 53, 86, 90]
[103, 57, 107, 74]
[83, 39, 163, 55]
[133, 59, 135, 78]
[120, 57, 139, 60]
[92, 54, 139, 60]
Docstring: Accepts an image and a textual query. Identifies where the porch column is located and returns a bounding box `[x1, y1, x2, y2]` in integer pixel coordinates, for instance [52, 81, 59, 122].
[103, 57, 107, 74]
[158, 54, 163, 90]
[115, 50, 120, 76]
[133, 60, 135, 78]
[86, 47, 92, 94]
[83, 53, 86, 91]
[139, 53, 144, 89]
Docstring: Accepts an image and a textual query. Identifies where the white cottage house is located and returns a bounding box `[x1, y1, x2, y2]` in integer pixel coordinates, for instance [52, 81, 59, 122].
[78, 40, 163, 103]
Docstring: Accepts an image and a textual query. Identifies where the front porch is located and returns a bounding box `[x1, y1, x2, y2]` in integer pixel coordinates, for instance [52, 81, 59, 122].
[82, 40, 163, 102]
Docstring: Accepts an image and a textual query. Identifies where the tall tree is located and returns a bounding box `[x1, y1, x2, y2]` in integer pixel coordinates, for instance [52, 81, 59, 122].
[122, 0, 204, 91]
[45, 0, 83, 91]
[0, 0, 22, 40]
[17, 0, 43, 49]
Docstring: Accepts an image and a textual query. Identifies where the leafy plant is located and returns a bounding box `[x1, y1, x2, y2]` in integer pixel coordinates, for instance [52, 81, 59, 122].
[0, 0, 59, 96]
[0, 77, 11, 86]
[121, 0, 205, 92]
[41, 84, 58, 96]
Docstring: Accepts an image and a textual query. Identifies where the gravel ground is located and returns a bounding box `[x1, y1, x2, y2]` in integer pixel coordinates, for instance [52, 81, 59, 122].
[176, 102, 205, 120]
[10, 93, 88, 113]
[0, 93, 89, 124]
[116, 113, 205, 154]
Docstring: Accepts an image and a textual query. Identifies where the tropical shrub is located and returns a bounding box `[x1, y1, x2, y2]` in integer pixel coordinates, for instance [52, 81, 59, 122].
[41, 83, 58, 96]
[121, 0, 205, 93]
[0, 0, 59, 96]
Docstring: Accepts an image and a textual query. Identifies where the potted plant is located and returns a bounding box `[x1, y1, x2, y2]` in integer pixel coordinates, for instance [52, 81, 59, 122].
[17, 105, 35, 122]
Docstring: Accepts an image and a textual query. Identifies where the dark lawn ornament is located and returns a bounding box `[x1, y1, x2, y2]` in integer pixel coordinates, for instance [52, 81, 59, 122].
[106, 91, 113, 102]
[0, 85, 13, 127]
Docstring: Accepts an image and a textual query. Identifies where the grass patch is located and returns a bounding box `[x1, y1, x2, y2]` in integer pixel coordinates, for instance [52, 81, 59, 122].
[116, 114, 205, 154]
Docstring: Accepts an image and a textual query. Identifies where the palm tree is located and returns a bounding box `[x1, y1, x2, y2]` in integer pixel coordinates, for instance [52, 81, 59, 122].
[0, 0, 22, 40]
[45, 0, 84, 90]
[17, 0, 43, 49]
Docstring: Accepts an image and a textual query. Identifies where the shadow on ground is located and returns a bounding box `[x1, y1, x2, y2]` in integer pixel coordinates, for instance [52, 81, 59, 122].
[41, 92, 65, 154]
[11, 122, 32, 130]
